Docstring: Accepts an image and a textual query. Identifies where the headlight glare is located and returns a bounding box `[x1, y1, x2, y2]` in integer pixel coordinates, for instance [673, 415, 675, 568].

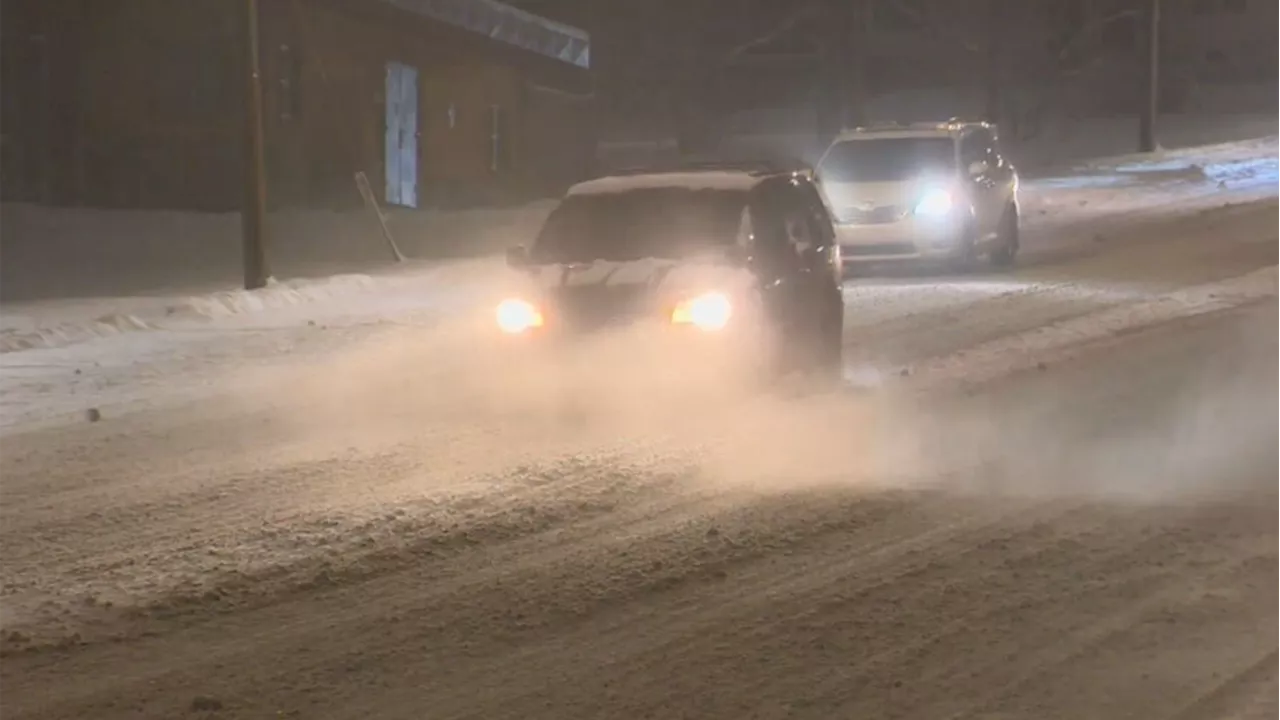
[495, 298, 544, 334]
[671, 292, 732, 331]
[914, 188, 954, 217]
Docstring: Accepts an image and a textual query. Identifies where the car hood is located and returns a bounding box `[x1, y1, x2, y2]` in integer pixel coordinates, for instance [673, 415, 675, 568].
[526, 257, 751, 298]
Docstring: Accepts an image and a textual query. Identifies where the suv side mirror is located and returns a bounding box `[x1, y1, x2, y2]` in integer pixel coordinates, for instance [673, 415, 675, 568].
[724, 243, 750, 267]
[801, 244, 828, 267]
[505, 245, 529, 269]
[967, 160, 989, 177]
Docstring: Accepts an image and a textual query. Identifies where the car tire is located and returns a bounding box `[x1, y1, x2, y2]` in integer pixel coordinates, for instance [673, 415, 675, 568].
[945, 219, 981, 274]
[988, 205, 1019, 269]
[810, 283, 844, 383]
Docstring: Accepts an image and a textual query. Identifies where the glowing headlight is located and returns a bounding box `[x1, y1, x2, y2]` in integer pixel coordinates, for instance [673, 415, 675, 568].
[914, 188, 954, 217]
[495, 298, 544, 334]
[671, 292, 732, 331]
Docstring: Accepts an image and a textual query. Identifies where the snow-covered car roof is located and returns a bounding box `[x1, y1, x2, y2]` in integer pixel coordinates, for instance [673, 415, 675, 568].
[830, 120, 993, 144]
[567, 171, 765, 196]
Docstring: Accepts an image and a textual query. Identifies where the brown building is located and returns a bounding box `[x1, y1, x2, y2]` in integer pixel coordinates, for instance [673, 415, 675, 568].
[0, 0, 594, 212]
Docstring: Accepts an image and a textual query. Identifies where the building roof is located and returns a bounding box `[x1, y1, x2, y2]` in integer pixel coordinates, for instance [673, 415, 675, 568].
[382, 0, 589, 68]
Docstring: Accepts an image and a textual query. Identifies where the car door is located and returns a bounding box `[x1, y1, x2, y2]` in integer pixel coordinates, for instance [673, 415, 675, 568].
[747, 180, 812, 325]
[959, 128, 1001, 242]
[794, 179, 842, 287]
[989, 127, 1018, 211]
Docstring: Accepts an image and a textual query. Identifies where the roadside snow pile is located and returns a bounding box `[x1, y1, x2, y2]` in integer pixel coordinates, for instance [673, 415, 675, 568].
[907, 265, 1278, 391]
[0, 273, 382, 353]
[163, 273, 381, 321]
[0, 313, 155, 354]
[1017, 136, 1279, 225]
[0, 254, 511, 354]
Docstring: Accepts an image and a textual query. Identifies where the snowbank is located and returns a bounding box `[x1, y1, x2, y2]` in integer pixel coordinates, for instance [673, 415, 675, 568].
[0, 274, 383, 353]
[907, 265, 1279, 391]
[0, 192, 554, 353]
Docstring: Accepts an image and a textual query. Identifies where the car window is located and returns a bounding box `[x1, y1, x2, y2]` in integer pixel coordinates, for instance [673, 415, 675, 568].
[531, 187, 749, 263]
[747, 183, 788, 253]
[784, 209, 813, 251]
[748, 180, 811, 269]
[960, 130, 988, 167]
[962, 127, 1001, 171]
[988, 128, 1011, 171]
[795, 181, 834, 244]
[819, 137, 956, 183]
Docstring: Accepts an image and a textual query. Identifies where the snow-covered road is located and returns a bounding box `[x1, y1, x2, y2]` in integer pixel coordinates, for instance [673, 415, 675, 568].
[0, 137, 1276, 720]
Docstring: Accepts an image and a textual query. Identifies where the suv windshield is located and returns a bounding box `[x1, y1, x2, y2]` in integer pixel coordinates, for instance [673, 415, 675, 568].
[531, 188, 748, 263]
[819, 137, 956, 183]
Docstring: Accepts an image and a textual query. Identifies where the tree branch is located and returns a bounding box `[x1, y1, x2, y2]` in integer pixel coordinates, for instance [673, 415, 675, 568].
[723, 1, 825, 61]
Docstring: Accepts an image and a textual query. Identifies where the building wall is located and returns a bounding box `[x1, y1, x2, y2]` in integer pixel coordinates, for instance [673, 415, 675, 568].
[258, 0, 595, 209]
[78, 0, 242, 210]
[0, 0, 593, 212]
[521, 80, 596, 190]
[0, 0, 241, 209]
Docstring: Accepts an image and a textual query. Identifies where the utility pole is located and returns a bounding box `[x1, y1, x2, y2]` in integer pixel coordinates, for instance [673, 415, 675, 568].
[241, 0, 270, 289]
[983, 0, 1002, 125]
[1138, 0, 1160, 153]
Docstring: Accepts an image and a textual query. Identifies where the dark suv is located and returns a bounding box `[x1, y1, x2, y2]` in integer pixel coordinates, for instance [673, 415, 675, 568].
[499, 161, 845, 378]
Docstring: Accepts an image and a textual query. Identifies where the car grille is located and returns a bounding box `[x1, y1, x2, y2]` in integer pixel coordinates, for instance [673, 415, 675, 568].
[837, 205, 907, 225]
[552, 285, 652, 329]
[842, 242, 915, 257]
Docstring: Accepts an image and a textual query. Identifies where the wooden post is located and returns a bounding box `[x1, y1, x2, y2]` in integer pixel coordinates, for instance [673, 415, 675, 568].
[35, 7, 52, 204]
[1138, 0, 1160, 153]
[0, 4, 17, 198]
[983, 0, 1002, 125]
[241, 0, 270, 289]
[354, 171, 406, 263]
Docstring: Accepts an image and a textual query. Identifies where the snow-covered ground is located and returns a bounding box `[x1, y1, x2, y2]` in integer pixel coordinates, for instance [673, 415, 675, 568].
[2, 178, 1275, 719]
[2, 134, 1274, 358]
[2, 121, 1277, 717]
[0, 122, 1275, 437]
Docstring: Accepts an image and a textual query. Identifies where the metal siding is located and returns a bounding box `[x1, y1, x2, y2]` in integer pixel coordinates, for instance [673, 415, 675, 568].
[97, 0, 238, 209]
[0, 0, 591, 211]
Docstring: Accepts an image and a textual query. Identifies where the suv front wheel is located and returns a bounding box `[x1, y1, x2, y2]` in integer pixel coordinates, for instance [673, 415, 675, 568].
[813, 282, 844, 381]
[946, 217, 981, 274]
[988, 205, 1019, 269]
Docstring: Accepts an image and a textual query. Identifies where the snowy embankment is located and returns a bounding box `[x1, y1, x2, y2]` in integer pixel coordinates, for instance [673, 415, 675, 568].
[0, 201, 552, 353]
[1, 124, 1276, 355]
